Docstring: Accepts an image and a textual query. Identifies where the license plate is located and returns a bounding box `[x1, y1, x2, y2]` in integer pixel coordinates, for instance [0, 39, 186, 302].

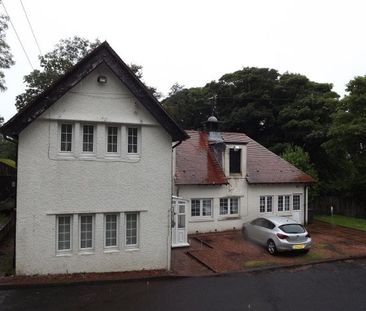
[293, 244, 305, 250]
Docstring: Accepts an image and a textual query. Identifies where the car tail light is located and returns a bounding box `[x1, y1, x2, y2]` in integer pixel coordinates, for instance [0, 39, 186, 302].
[277, 233, 288, 239]
[306, 233, 311, 238]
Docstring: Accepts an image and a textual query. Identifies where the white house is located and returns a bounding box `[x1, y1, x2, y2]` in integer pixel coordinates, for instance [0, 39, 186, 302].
[1, 42, 188, 275]
[173, 117, 314, 241]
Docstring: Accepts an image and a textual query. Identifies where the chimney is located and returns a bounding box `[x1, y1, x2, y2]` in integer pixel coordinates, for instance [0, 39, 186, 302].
[205, 115, 225, 167]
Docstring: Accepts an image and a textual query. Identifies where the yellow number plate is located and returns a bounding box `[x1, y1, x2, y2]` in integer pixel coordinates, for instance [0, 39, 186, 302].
[293, 244, 305, 250]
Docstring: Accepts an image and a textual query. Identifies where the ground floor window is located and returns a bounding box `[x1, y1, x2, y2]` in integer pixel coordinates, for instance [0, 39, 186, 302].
[293, 194, 301, 210]
[105, 214, 118, 248]
[57, 215, 72, 252]
[126, 213, 139, 247]
[80, 214, 94, 250]
[260, 196, 273, 213]
[278, 195, 290, 212]
[219, 197, 239, 215]
[191, 199, 212, 217]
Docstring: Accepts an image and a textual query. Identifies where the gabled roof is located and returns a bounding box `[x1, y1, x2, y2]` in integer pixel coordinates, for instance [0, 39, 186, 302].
[0, 41, 188, 142]
[175, 130, 315, 185]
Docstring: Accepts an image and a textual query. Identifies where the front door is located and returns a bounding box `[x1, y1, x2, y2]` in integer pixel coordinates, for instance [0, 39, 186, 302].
[171, 197, 189, 248]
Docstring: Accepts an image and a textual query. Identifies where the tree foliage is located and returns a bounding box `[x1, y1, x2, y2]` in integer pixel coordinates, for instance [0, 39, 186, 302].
[0, 13, 15, 91]
[15, 37, 101, 110]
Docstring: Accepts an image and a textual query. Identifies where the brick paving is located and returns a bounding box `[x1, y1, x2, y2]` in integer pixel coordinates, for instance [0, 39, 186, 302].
[171, 221, 366, 275]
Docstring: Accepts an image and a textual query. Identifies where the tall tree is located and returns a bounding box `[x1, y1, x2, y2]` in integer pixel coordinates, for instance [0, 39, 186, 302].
[15, 37, 101, 110]
[0, 12, 15, 91]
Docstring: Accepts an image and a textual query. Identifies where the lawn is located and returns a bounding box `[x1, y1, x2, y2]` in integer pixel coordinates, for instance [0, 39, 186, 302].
[315, 214, 366, 232]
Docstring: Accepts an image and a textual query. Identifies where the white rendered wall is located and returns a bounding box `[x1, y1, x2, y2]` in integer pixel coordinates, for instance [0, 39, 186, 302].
[16, 64, 172, 275]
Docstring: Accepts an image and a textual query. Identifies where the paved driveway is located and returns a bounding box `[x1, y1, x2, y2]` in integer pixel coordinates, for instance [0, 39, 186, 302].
[171, 220, 366, 275]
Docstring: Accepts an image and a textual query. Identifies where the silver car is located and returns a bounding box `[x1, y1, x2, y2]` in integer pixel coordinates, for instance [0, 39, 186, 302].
[243, 216, 312, 255]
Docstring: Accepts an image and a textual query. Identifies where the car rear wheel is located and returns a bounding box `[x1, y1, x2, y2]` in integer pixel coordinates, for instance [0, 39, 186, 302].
[267, 240, 277, 255]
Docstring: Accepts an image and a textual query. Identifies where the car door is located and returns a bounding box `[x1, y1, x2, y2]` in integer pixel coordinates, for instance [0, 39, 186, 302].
[251, 218, 267, 244]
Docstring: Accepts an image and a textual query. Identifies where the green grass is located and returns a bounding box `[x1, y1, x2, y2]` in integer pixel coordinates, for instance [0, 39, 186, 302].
[315, 214, 366, 232]
[244, 260, 278, 268]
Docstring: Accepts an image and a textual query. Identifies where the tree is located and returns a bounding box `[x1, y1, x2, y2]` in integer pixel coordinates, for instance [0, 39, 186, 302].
[15, 37, 101, 110]
[0, 116, 16, 160]
[0, 13, 15, 91]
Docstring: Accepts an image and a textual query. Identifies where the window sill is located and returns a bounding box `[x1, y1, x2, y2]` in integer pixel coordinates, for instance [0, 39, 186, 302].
[218, 215, 241, 221]
[189, 218, 214, 223]
[104, 249, 120, 254]
[78, 251, 95, 256]
[125, 247, 140, 252]
[56, 252, 72, 257]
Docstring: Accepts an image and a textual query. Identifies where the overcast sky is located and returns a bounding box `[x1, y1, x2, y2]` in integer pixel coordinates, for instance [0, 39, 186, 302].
[1, 0, 366, 121]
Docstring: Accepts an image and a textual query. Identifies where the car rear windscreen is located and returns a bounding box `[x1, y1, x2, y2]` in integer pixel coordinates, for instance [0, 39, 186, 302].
[279, 224, 305, 234]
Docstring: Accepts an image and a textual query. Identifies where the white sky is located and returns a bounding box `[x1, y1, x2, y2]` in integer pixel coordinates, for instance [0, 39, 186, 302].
[1, 0, 366, 121]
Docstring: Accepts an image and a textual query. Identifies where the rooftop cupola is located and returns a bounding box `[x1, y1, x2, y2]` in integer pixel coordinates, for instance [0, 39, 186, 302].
[206, 115, 223, 143]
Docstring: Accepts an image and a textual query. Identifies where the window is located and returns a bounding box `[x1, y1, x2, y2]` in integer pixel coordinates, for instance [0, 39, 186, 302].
[191, 199, 212, 217]
[220, 197, 239, 215]
[105, 214, 118, 248]
[278, 196, 283, 212]
[60, 124, 72, 152]
[82, 125, 94, 152]
[57, 215, 72, 251]
[278, 195, 290, 212]
[126, 213, 138, 246]
[229, 148, 241, 174]
[79, 215, 94, 250]
[293, 194, 301, 211]
[107, 126, 118, 153]
[128, 127, 138, 153]
[259, 196, 273, 213]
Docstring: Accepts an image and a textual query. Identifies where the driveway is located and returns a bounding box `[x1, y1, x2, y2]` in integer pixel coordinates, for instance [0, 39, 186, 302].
[171, 220, 366, 275]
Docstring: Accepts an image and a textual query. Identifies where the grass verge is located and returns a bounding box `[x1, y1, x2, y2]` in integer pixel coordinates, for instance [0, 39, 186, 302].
[315, 214, 366, 232]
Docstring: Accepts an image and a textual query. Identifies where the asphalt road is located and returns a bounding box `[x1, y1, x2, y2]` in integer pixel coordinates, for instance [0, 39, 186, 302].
[1, 259, 366, 311]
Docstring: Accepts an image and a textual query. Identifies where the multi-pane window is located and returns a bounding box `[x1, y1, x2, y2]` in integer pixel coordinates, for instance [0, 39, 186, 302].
[82, 125, 94, 152]
[126, 213, 138, 246]
[80, 215, 94, 249]
[229, 148, 241, 174]
[57, 215, 72, 251]
[191, 199, 212, 217]
[105, 214, 118, 247]
[107, 126, 118, 153]
[278, 195, 290, 212]
[293, 194, 301, 210]
[128, 128, 138, 153]
[60, 124, 72, 152]
[259, 196, 273, 213]
[219, 197, 239, 215]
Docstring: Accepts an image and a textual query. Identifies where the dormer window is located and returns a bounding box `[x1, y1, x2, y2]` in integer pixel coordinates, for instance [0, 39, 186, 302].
[60, 124, 73, 152]
[229, 147, 241, 174]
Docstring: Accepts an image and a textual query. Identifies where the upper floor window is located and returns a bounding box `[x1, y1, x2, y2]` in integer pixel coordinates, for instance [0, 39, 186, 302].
[82, 125, 94, 152]
[60, 124, 72, 152]
[229, 148, 241, 174]
[260, 196, 273, 213]
[191, 199, 212, 217]
[220, 197, 239, 216]
[107, 126, 118, 153]
[128, 127, 138, 154]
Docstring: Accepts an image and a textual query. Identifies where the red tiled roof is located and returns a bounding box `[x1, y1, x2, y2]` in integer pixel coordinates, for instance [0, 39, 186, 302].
[175, 130, 315, 185]
[175, 131, 228, 185]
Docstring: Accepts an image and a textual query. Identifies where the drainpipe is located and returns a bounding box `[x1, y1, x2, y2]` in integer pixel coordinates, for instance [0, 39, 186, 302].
[303, 185, 307, 225]
[4, 135, 18, 270]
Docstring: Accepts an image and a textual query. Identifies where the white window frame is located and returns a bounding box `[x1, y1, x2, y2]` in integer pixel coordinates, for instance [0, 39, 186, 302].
[219, 197, 240, 216]
[81, 124, 96, 154]
[127, 127, 139, 155]
[56, 215, 72, 253]
[104, 214, 119, 249]
[259, 196, 273, 213]
[106, 125, 120, 154]
[293, 194, 301, 211]
[190, 198, 213, 218]
[79, 214, 95, 251]
[59, 123, 73, 153]
[125, 212, 139, 248]
[278, 195, 291, 212]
